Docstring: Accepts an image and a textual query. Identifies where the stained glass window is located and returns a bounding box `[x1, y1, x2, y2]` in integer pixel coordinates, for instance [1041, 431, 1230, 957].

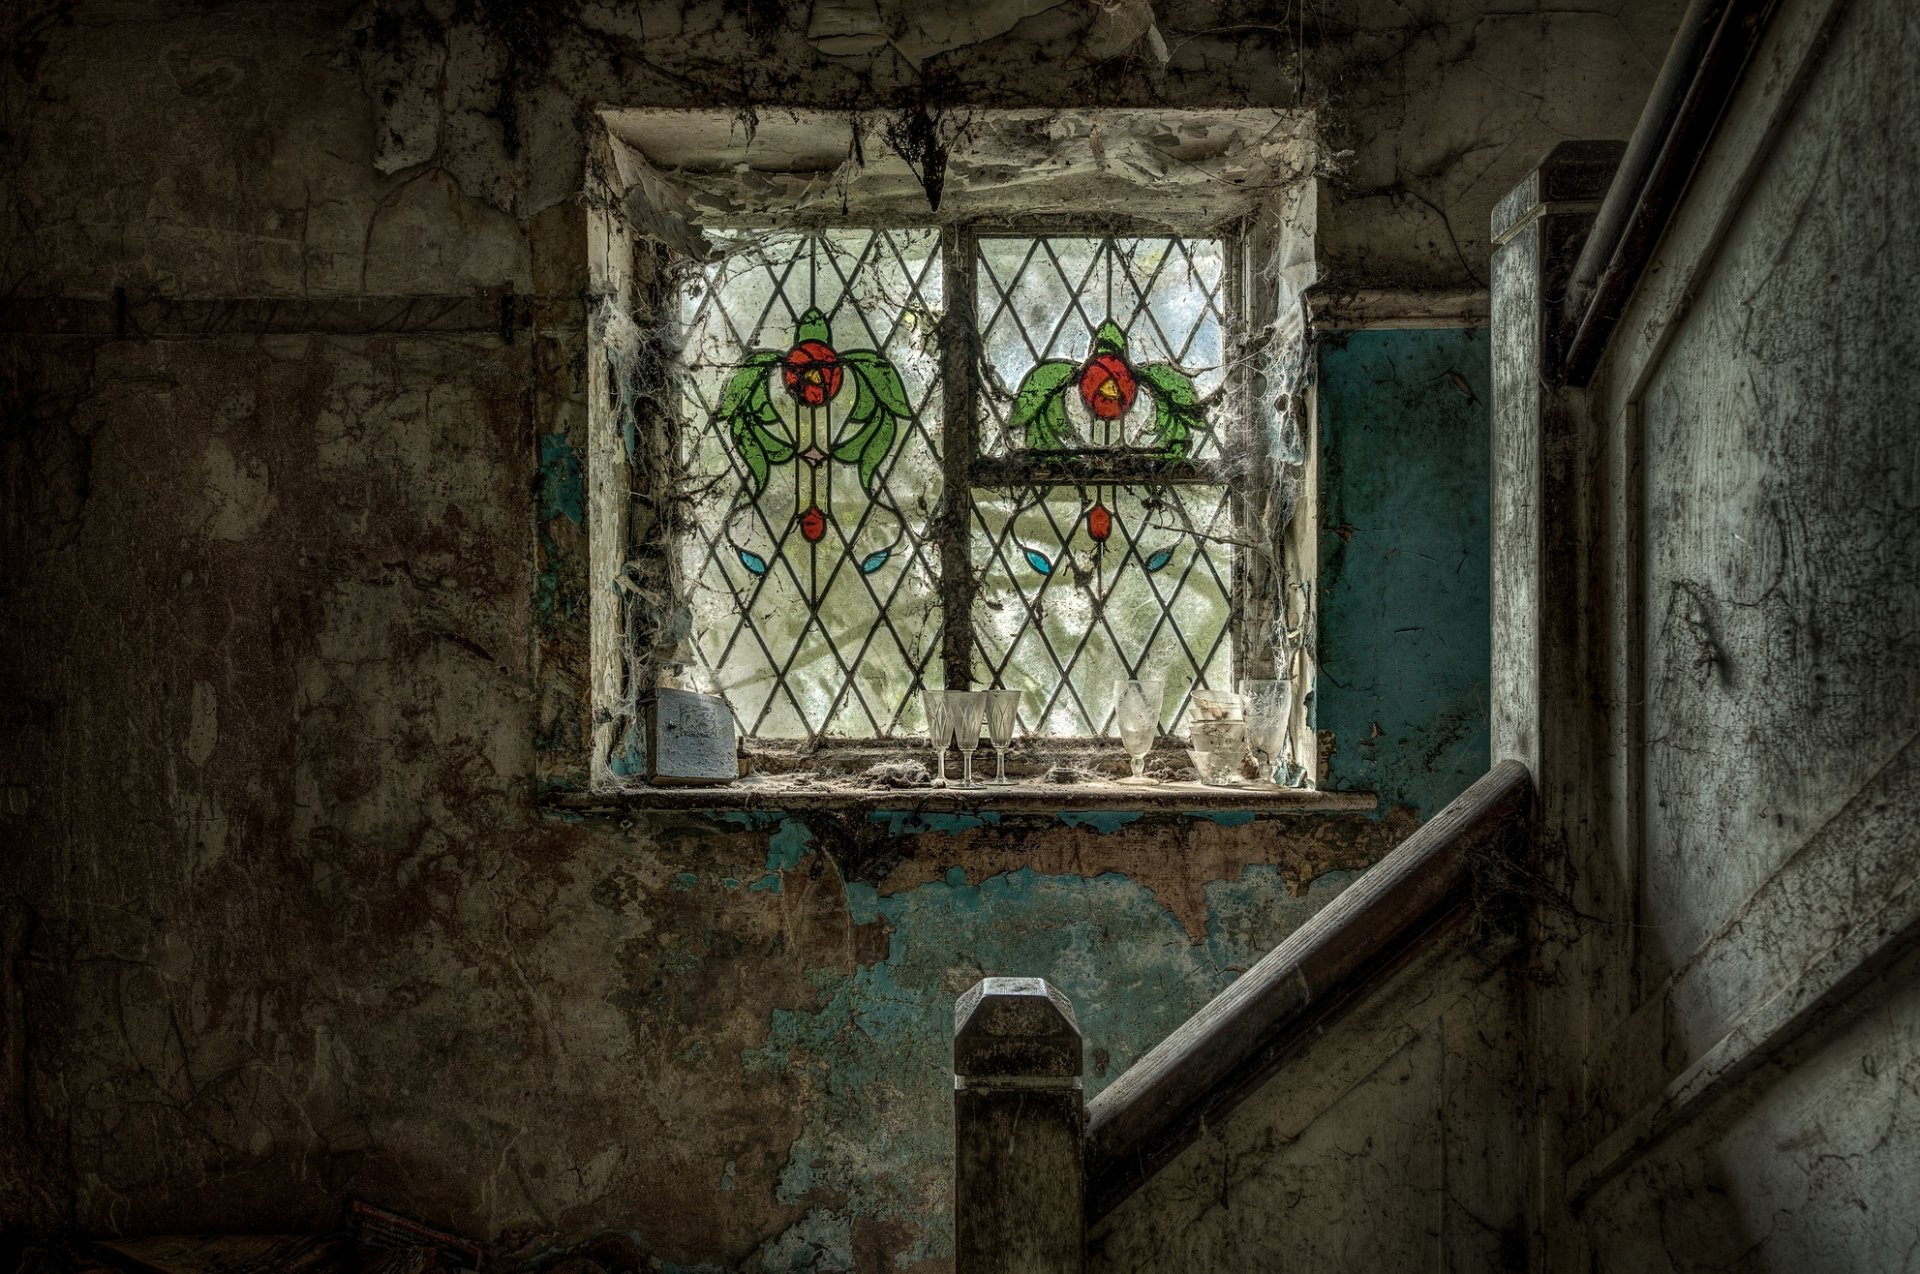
[971, 234, 1232, 733]
[972, 484, 1233, 735]
[672, 228, 1243, 742]
[677, 230, 945, 738]
[977, 235, 1227, 462]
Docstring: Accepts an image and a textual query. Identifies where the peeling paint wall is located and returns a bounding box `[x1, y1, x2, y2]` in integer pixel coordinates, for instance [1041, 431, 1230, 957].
[1315, 328, 1492, 818]
[0, 0, 1679, 1269]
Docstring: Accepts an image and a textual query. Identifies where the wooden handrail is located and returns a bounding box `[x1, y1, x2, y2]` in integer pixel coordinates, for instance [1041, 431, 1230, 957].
[1082, 759, 1533, 1221]
[1556, 0, 1776, 385]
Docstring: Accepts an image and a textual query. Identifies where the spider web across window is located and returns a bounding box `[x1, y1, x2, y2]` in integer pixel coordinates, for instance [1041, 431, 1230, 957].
[676, 229, 944, 739]
[971, 483, 1234, 736]
[976, 235, 1227, 461]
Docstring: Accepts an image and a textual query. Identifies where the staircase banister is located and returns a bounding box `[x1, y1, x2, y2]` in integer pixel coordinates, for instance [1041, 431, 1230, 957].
[1083, 758, 1534, 1220]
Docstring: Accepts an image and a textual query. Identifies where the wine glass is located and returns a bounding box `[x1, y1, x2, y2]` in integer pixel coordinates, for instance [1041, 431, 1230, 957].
[1239, 678, 1293, 787]
[985, 689, 1022, 785]
[1113, 679, 1164, 784]
[946, 690, 988, 788]
[922, 687, 952, 786]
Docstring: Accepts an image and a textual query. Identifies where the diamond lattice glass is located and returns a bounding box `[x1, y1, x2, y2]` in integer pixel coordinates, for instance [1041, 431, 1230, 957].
[971, 483, 1234, 735]
[677, 229, 944, 738]
[976, 235, 1226, 459]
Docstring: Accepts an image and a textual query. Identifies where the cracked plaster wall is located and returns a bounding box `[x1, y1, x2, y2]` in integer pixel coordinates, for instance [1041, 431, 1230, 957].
[1312, 0, 1679, 293]
[1, 0, 1684, 1269]
[1519, 0, 1920, 1264]
[0, 298, 1392, 1272]
[1089, 922, 1527, 1272]
[1091, 0, 1917, 1263]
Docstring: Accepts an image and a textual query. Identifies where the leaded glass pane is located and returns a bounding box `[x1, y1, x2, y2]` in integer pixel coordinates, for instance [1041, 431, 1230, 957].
[677, 229, 944, 738]
[971, 483, 1234, 735]
[976, 236, 1227, 460]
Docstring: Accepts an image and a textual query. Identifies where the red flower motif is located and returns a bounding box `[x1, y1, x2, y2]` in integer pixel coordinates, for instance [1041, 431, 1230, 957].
[1078, 353, 1137, 421]
[1087, 504, 1112, 542]
[783, 340, 844, 406]
[799, 505, 827, 542]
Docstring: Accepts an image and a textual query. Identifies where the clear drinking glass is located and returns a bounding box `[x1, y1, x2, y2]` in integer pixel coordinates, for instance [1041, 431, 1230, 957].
[947, 690, 989, 788]
[1114, 679, 1164, 784]
[1188, 718, 1248, 785]
[1238, 678, 1293, 787]
[985, 689, 1022, 785]
[922, 687, 952, 785]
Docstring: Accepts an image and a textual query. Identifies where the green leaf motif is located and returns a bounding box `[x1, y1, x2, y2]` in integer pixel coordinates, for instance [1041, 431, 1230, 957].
[833, 409, 898, 490]
[1138, 362, 1204, 460]
[719, 352, 788, 494]
[843, 350, 911, 417]
[1137, 362, 1199, 410]
[796, 307, 832, 346]
[1093, 320, 1128, 356]
[719, 350, 783, 419]
[1152, 400, 1191, 460]
[856, 414, 897, 489]
[1009, 360, 1077, 450]
[1037, 394, 1069, 451]
[823, 352, 910, 491]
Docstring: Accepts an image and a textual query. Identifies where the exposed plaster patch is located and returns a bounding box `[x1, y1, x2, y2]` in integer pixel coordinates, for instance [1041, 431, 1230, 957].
[731, 850, 1366, 1268]
[871, 810, 1413, 944]
[200, 436, 276, 541]
[185, 680, 219, 769]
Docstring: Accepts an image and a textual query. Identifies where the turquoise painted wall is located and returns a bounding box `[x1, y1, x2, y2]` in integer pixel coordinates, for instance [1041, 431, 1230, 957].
[1316, 327, 1492, 817]
[617, 810, 1372, 1272]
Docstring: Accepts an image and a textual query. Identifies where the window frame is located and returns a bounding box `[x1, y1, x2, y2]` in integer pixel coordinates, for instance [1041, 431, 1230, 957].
[636, 213, 1290, 771]
[946, 223, 1273, 729]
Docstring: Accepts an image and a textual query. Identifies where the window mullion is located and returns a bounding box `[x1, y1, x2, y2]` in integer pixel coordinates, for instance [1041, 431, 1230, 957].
[938, 223, 979, 691]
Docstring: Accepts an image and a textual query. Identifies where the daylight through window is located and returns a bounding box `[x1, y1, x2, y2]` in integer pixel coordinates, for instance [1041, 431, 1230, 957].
[673, 226, 1245, 744]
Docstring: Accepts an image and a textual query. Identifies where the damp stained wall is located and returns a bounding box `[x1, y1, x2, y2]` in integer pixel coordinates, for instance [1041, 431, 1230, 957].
[1315, 328, 1493, 818]
[0, 1, 1672, 1269]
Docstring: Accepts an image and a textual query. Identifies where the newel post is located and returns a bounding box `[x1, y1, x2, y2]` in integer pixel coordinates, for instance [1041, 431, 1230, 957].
[953, 977, 1085, 1273]
[1488, 138, 1624, 774]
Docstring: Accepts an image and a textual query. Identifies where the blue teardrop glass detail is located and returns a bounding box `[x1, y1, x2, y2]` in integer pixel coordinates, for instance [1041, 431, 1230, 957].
[737, 548, 769, 576]
[1144, 546, 1175, 572]
[1023, 548, 1053, 576]
[859, 549, 890, 574]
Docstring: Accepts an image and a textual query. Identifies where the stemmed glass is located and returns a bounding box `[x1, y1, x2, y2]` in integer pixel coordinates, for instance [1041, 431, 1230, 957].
[1239, 678, 1293, 787]
[1114, 679, 1164, 784]
[947, 690, 988, 788]
[985, 689, 1022, 786]
[922, 687, 952, 786]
